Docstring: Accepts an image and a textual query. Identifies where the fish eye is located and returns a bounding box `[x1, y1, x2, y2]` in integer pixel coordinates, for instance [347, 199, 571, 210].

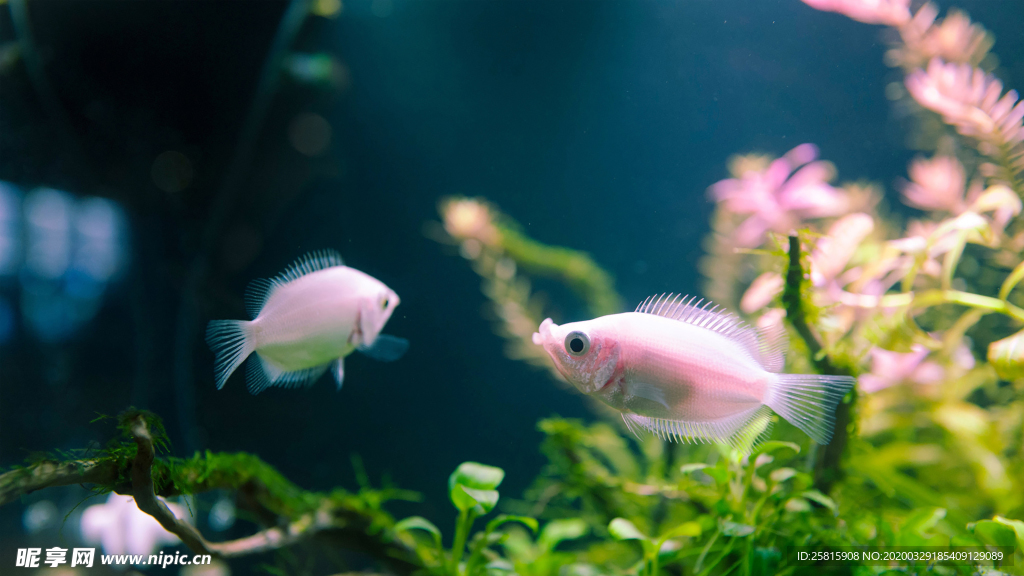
[564, 331, 590, 356]
[381, 298, 389, 310]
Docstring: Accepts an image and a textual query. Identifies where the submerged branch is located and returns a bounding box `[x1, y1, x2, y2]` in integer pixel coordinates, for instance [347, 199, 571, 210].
[130, 416, 215, 554]
[0, 416, 420, 572]
[0, 459, 118, 507]
[782, 235, 856, 493]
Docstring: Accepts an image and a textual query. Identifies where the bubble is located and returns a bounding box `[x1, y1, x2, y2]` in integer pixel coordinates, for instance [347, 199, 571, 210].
[288, 113, 332, 156]
[208, 497, 236, 532]
[23, 500, 58, 534]
[151, 151, 194, 194]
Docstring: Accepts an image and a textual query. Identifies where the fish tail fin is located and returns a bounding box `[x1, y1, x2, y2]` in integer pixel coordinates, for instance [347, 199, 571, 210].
[765, 373, 855, 445]
[205, 320, 255, 390]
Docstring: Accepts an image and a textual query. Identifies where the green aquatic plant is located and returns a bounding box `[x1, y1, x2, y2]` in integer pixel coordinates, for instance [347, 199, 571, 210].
[517, 416, 1023, 575]
[396, 461, 539, 575]
[428, 197, 623, 381]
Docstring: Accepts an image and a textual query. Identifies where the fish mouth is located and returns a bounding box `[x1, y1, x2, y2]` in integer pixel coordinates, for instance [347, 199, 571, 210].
[532, 318, 556, 346]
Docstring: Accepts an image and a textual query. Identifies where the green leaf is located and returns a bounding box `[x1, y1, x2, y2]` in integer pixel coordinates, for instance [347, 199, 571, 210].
[993, 516, 1024, 549]
[449, 462, 505, 492]
[395, 516, 443, 552]
[784, 498, 811, 513]
[896, 507, 946, 546]
[951, 534, 983, 547]
[752, 547, 781, 576]
[679, 463, 709, 474]
[970, 520, 1017, 548]
[451, 484, 479, 511]
[704, 464, 729, 484]
[538, 518, 589, 552]
[485, 514, 538, 535]
[451, 484, 500, 514]
[751, 440, 800, 459]
[801, 489, 838, 515]
[988, 329, 1024, 380]
[485, 559, 515, 572]
[660, 521, 702, 540]
[721, 521, 755, 537]
[769, 467, 797, 483]
[608, 518, 647, 541]
[903, 507, 945, 535]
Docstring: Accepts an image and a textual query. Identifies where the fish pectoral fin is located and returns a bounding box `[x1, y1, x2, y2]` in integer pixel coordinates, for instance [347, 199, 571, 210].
[357, 334, 409, 362]
[623, 405, 772, 453]
[246, 353, 330, 394]
[625, 380, 670, 409]
[333, 359, 345, 391]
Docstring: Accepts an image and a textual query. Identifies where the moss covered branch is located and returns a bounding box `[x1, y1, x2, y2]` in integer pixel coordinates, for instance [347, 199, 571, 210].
[0, 459, 118, 507]
[0, 411, 421, 573]
[781, 235, 856, 493]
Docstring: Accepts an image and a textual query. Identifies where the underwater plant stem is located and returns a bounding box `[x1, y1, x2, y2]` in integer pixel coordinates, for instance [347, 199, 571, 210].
[940, 232, 968, 291]
[781, 236, 855, 493]
[693, 529, 719, 573]
[998, 260, 1024, 301]
[496, 223, 623, 316]
[0, 459, 118, 507]
[911, 289, 1024, 323]
[449, 508, 476, 575]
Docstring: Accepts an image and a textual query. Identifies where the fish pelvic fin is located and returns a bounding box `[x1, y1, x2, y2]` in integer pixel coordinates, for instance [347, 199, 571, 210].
[206, 320, 256, 390]
[358, 334, 410, 362]
[622, 405, 773, 453]
[247, 354, 331, 394]
[765, 373, 855, 445]
[635, 294, 785, 372]
[332, 358, 344, 390]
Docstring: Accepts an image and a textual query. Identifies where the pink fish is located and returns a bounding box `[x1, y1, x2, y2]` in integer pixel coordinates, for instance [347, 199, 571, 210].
[532, 294, 854, 448]
[206, 249, 408, 394]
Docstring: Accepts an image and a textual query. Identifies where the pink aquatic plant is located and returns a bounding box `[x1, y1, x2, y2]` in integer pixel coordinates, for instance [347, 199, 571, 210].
[888, 4, 992, 69]
[858, 344, 944, 393]
[709, 144, 850, 248]
[800, 0, 910, 27]
[905, 60, 1024, 166]
[901, 155, 971, 214]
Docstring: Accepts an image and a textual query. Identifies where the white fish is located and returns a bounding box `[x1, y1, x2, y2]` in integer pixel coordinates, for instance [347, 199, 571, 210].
[532, 294, 854, 448]
[206, 249, 408, 394]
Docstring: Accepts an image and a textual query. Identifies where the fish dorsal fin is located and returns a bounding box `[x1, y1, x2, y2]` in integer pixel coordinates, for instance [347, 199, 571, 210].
[244, 278, 276, 319]
[243, 249, 345, 319]
[635, 293, 785, 372]
[275, 249, 345, 284]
